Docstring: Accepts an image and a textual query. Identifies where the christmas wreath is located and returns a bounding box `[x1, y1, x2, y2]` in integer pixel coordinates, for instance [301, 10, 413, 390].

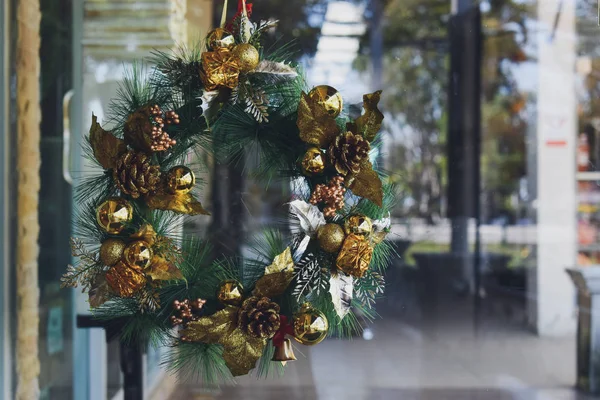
[63, 0, 397, 383]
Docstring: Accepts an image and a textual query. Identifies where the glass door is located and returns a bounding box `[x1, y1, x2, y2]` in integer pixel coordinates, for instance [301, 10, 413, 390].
[38, 0, 75, 398]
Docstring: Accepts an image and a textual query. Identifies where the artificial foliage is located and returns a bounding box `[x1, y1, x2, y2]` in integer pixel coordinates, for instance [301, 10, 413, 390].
[62, 0, 398, 384]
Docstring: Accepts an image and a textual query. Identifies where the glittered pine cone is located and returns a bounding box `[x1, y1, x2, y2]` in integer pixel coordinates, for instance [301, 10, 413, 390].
[113, 151, 161, 199]
[328, 131, 370, 176]
[238, 296, 281, 339]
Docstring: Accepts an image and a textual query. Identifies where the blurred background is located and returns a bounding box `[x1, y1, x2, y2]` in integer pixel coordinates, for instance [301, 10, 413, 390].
[2, 0, 600, 398]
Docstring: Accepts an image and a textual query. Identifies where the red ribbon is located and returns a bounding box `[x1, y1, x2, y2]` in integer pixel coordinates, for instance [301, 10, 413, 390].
[225, 0, 253, 31]
[272, 315, 294, 347]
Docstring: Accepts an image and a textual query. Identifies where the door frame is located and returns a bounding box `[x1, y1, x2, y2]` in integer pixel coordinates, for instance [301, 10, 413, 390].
[1, 0, 12, 398]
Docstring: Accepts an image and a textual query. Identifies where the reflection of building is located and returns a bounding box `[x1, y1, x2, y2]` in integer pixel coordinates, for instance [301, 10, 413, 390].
[307, 1, 366, 102]
[0, 1, 212, 398]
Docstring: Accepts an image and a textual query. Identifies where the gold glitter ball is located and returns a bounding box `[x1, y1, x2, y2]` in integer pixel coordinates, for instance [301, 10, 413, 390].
[301, 147, 326, 175]
[166, 166, 196, 194]
[292, 303, 328, 346]
[317, 223, 346, 253]
[96, 198, 133, 235]
[99, 238, 126, 266]
[344, 214, 373, 236]
[123, 240, 153, 269]
[216, 279, 244, 306]
[308, 85, 343, 118]
[232, 43, 260, 73]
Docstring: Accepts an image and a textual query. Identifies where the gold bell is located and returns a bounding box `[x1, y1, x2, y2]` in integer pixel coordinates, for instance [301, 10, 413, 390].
[272, 338, 297, 362]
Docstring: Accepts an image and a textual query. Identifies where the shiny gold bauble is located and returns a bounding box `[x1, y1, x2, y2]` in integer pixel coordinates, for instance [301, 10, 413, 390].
[123, 240, 153, 269]
[344, 214, 373, 236]
[232, 43, 260, 73]
[96, 198, 133, 234]
[99, 238, 126, 266]
[216, 279, 244, 306]
[292, 303, 328, 346]
[300, 147, 326, 175]
[206, 27, 235, 50]
[308, 85, 343, 118]
[317, 223, 346, 253]
[166, 166, 196, 194]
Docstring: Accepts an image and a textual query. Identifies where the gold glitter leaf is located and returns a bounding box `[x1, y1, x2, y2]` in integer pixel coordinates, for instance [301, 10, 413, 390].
[297, 92, 340, 148]
[371, 231, 388, 245]
[145, 255, 183, 281]
[346, 159, 383, 207]
[89, 113, 127, 170]
[131, 223, 158, 246]
[356, 91, 384, 142]
[180, 307, 267, 376]
[252, 247, 294, 298]
[146, 191, 210, 216]
[88, 275, 111, 308]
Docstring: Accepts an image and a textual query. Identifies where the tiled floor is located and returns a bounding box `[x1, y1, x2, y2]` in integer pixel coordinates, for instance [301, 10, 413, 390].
[169, 279, 586, 400]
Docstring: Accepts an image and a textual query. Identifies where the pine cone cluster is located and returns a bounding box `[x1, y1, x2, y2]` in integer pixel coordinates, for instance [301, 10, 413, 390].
[328, 131, 370, 176]
[238, 296, 281, 339]
[113, 151, 161, 198]
[310, 176, 346, 218]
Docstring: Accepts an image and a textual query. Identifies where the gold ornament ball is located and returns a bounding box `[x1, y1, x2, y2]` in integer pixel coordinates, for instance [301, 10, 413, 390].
[206, 27, 235, 50]
[308, 85, 343, 118]
[344, 214, 373, 236]
[317, 223, 346, 253]
[301, 147, 326, 175]
[217, 280, 244, 306]
[96, 197, 133, 234]
[123, 240, 153, 269]
[166, 166, 196, 194]
[99, 238, 126, 266]
[292, 303, 328, 346]
[232, 43, 260, 73]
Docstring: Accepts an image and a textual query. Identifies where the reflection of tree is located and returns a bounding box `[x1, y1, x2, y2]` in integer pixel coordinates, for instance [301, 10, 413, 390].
[359, 0, 530, 221]
[480, 0, 530, 221]
[380, 48, 447, 220]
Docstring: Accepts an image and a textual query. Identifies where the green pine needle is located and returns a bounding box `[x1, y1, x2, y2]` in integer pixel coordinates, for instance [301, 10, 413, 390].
[163, 341, 234, 386]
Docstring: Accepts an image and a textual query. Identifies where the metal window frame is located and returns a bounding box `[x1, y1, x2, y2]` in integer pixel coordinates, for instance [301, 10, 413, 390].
[0, 0, 12, 397]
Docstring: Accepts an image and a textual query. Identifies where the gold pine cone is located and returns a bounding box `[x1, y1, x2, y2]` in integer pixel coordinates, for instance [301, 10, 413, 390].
[328, 131, 370, 176]
[232, 43, 260, 73]
[113, 151, 161, 199]
[238, 296, 281, 339]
